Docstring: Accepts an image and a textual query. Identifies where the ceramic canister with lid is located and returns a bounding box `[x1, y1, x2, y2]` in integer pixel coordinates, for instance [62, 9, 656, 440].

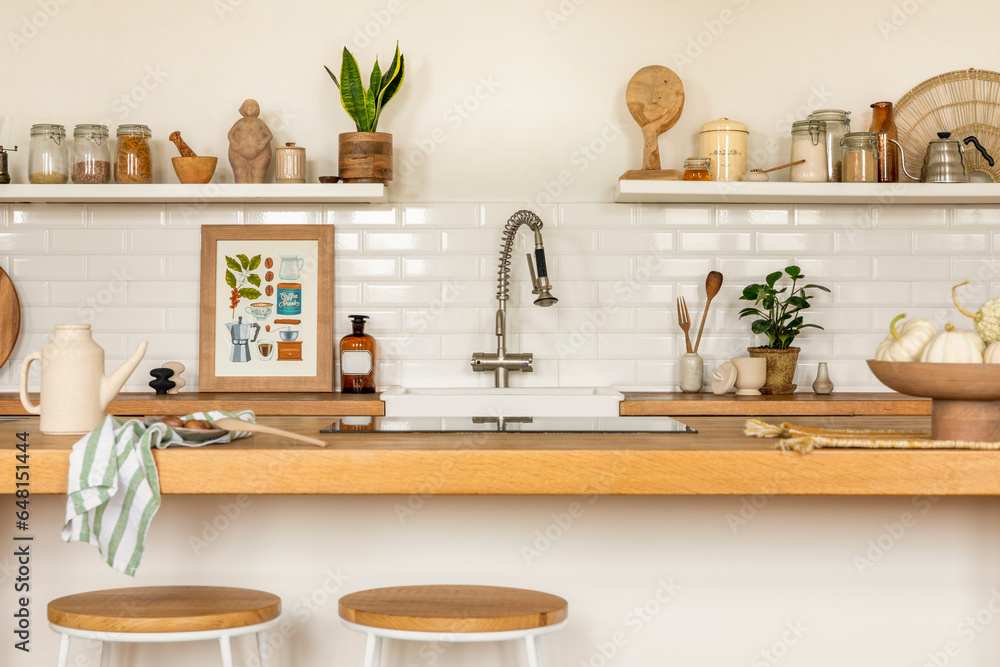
[275, 142, 306, 183]
[699, 118, 748, 181]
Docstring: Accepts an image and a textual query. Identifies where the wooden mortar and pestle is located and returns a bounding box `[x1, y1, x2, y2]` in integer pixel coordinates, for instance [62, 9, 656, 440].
[169, 131, 218, 184]
[620, 65, 685, 181]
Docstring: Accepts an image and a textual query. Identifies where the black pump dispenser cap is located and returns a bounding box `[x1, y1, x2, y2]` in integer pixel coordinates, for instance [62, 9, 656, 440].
[349, 315, 370, 322]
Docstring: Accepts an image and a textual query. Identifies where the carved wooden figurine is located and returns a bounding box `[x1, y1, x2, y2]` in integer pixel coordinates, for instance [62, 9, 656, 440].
[161, 361, 187, 394]
[227, 99, 273, 183]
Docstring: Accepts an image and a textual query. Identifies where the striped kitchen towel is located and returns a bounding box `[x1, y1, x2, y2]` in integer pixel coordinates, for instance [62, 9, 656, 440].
[63, 410, 255, 576]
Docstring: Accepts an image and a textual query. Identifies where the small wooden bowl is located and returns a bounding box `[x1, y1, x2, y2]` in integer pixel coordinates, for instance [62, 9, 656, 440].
[172, 156, 218, 184]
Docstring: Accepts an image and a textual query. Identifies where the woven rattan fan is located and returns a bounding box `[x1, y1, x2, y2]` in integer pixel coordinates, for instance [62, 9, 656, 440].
[894, 68, 1000, 182]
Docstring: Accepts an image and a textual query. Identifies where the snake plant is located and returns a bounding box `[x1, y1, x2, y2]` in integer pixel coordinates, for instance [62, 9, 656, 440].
[325, 43, 405, 133]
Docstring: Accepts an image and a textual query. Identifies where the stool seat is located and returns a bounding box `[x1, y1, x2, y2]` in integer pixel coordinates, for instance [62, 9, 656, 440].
[48, 586, 281, 634]
[338, 585, 568, 633]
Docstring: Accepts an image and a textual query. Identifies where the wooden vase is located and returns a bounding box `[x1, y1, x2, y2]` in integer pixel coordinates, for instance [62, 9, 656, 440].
[338, 132, 392, 184]
[747, 346, 800, 395]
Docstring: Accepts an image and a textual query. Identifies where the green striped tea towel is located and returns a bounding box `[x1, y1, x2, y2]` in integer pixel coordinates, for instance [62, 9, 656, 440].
[63, 410, 255, 576]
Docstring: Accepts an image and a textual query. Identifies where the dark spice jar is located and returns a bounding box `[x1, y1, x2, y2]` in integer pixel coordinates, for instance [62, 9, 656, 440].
[115, 124, 152, 183]
[340, 315, 376, 393]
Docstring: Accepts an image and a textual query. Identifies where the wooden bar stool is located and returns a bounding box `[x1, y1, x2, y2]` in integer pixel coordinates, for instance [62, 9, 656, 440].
[339, 585, 568, 667]
[47, 586, 281, 667]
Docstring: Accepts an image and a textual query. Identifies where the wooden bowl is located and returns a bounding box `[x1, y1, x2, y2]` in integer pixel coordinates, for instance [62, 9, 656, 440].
[172, 156, 218, 184]
[867, 359, 1000, 440]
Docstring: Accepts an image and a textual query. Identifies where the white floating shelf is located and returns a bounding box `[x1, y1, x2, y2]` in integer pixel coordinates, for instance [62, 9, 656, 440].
[0, 183, 387, 204]
[615, 180, 1000, 205]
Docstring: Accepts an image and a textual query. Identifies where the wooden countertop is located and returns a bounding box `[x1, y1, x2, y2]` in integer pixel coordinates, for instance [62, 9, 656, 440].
[5, 414, 997, 497]
[0, 391, 927, 417]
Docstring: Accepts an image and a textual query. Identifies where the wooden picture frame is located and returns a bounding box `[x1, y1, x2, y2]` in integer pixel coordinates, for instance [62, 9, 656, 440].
[199, 225, 335, 392]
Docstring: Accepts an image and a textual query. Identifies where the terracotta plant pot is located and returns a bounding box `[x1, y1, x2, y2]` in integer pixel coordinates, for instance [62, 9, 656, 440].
[338, 132, 392, 184]
[747, 346, 800, 395]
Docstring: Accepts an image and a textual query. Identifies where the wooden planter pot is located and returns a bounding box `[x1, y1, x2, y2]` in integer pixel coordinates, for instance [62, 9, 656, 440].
[338, 132, 392, 184]
[747, 346, 800, 395]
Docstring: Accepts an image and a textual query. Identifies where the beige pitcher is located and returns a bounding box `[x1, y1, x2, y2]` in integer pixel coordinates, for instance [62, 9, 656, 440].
[19, 325, 148, 434]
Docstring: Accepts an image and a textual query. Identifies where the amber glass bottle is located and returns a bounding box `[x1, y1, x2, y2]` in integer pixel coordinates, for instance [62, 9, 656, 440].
[869, 101, 898, 183]
[340, 315, 376, 393]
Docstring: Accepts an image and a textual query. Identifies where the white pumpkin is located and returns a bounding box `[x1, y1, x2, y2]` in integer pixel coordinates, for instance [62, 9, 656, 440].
[985, 342, 1000, 364]
[919, 324, 985, 363]
[874, 314, 936, 362]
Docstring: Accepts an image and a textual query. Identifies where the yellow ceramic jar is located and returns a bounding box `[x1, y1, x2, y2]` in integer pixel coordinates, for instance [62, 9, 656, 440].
[699, 118, 748, 182]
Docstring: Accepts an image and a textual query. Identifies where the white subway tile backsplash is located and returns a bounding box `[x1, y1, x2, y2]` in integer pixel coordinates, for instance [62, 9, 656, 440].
[913, 232, 988, 254]
[246, 205, 322, 225]
[166, 203, 243, 228]
[717, 206, 791, 227]
[129, 229, 201, 254]
[12, 204, 86, 228]
[598, 231, 672, 254]
[757, 231, 832, 253]
[90, 256, 166, 281]
[680, 232, 751, 253]
[2, 201, 997, 392]
[325, 205, 398, 227]
[0, 231, 47, 253]
[560, 203, 634, 229]
[337, 258, 399, 280]
[639, 204, 713, 227]
[89, 204, 165, 228]
[51, 230, 126, 254]
[364, 231, 440, 253]
[873, 256, 948, 280]
[403, 204, 479, 228]
[403, 257, 479, 280]
[11, 256, 86, 280]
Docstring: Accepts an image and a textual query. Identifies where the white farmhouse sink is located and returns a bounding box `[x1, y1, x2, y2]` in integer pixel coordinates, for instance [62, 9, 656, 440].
[381, 386, 624, 418]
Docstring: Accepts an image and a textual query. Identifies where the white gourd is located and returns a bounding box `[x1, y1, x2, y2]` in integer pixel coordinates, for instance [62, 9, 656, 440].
[985, 342, 1000, 364]
[919, 324, 985, 363]
[873, 314, 936, 362]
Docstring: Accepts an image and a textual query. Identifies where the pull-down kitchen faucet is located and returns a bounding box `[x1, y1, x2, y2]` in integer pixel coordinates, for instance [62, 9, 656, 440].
[471, 210, 557, 387]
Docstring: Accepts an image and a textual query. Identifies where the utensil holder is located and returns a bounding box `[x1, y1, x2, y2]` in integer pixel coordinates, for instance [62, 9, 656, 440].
[678, 352, 704, 393]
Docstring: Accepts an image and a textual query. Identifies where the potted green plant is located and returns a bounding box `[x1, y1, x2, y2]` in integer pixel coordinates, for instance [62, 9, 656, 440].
[325, 43, 405, 184]
[738, 265, 830, 394]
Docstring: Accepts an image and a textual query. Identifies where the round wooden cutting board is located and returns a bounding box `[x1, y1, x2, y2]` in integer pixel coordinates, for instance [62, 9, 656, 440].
[0, 267, 21, 369]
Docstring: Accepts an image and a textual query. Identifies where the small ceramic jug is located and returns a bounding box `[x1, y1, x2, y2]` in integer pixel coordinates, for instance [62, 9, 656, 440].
[19, 325, 147, 434]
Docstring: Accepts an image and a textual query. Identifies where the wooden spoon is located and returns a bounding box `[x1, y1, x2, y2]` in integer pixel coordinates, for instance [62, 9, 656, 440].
[625, 65, 685, 170]
[694, 271, 724, 353]
[213, 417, 327, 447]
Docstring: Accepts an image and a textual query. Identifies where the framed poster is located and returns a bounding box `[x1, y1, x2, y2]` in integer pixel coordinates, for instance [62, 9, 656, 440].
[199, 225, 335, 392]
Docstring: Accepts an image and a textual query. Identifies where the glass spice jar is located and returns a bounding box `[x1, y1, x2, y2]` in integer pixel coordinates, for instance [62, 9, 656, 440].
[789, 120, 828, 182]
[840, 132, 879, 183]
[682, 157, 712, 181]
[72, 124, 111, 184]
[28, 124, 68, 184]
[115, 124, 152, 184]
[808, 109, 850, 182]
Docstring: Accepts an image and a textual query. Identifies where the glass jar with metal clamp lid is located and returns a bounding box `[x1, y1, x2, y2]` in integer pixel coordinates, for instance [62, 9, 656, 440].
[28, 124, 68, 184]
[840, 132, 879, 183]
[115, 124, 153, 184]
[72, 124, 111, 184]
[808, 109, 850, 181]
[789, 120, 828, 182]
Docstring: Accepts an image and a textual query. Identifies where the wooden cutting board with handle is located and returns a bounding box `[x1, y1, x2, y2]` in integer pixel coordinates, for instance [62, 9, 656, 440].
[0, 267, 20, 370]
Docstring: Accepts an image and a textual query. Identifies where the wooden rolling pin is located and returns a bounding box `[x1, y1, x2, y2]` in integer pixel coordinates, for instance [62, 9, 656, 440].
[168, 131, 198, 158]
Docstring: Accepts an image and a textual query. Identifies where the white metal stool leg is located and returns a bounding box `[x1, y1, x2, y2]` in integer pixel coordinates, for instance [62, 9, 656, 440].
[219, 635, 234, 667]
[257, 631, 270, 667]
[99, 641, 111, 667]
[525, 633, 543, 667]
[57, 634, 70, 667]
[362, 632, 383, 667]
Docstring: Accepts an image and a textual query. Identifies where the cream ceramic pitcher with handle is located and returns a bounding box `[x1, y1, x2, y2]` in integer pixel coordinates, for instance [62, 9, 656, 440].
[19, 325, 148, 434]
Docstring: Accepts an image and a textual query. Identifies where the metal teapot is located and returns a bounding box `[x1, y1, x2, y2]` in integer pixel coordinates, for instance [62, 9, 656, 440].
[890, 132, 994, 183]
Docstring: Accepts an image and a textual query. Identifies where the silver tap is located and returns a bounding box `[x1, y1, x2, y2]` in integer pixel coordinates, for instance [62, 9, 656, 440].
[471, 210, 557, 387]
